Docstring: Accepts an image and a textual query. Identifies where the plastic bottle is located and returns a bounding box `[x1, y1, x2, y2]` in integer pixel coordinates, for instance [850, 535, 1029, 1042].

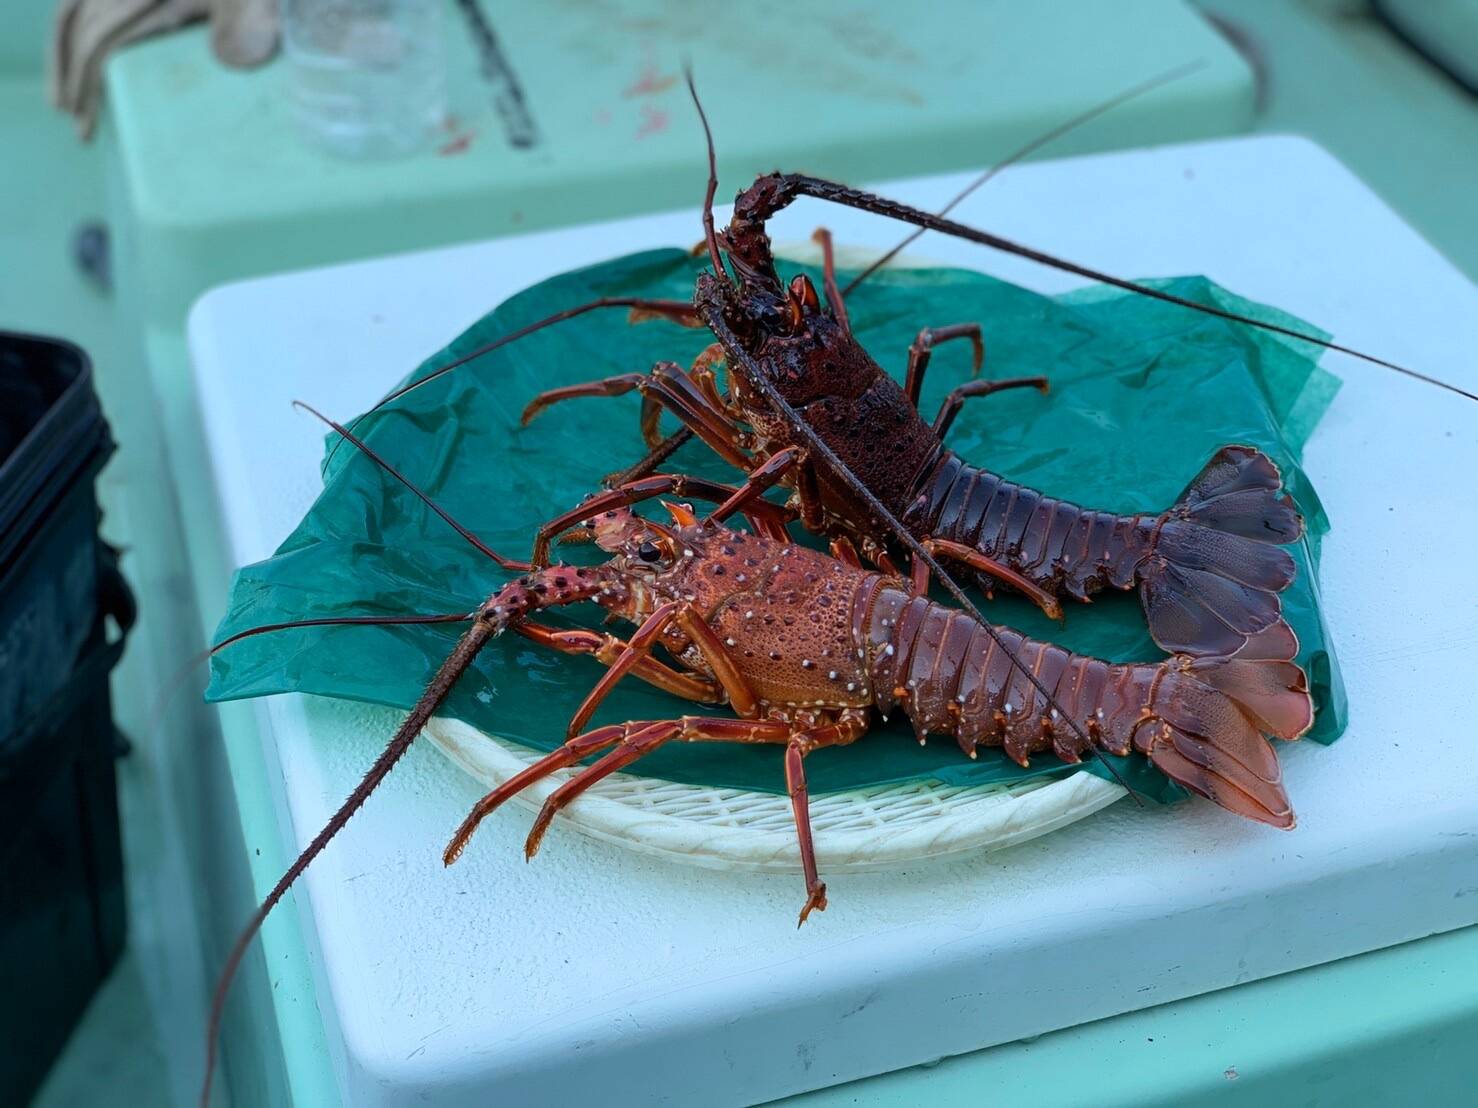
[283, 0, 448, 159]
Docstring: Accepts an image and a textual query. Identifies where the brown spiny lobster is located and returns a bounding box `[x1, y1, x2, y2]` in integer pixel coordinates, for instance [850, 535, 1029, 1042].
[337, 72, 1468, 664]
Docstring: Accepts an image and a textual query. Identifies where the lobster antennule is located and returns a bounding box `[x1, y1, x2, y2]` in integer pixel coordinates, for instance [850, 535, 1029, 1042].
[683, 64, 731, 288]
[293, 399, 530, 570]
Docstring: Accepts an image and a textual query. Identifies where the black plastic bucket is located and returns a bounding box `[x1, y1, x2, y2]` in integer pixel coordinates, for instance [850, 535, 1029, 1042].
[0, 331, 134, 1105]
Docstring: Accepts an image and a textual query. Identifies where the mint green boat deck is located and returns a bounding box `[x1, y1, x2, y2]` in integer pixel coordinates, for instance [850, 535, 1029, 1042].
[3, 2, 1474, 1105]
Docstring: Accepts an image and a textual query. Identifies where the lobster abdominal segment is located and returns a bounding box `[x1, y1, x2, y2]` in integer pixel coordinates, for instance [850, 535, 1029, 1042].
[863, 583, 1135, 765]
[902, 450, 1157, 606]
[847, 576, 1308, 828]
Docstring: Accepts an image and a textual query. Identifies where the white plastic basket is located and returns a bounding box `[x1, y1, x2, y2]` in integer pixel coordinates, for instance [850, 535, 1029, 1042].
[425, 718, 1124, 872]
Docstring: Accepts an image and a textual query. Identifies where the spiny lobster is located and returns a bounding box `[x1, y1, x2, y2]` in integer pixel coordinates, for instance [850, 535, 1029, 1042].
[199, 403, 1311, 1103]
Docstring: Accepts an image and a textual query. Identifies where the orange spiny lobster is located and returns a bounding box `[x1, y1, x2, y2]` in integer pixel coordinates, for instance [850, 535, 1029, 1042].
[199, 414, 1311, 1102]
[440, 495, 1313, 915]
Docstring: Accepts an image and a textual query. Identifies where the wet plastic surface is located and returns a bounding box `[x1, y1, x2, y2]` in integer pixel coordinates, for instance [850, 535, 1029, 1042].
[207, 253, 1343, 800]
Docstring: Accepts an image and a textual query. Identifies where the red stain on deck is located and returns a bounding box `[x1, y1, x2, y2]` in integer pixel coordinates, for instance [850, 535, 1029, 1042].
[438, 131, 475, 156]
[624, 64, 677, 97]
[635, 104, 669, 139]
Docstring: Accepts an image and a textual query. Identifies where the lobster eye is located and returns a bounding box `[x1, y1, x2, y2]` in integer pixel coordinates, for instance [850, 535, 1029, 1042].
[790, 273, 819, 311]
[637, 541, 663, 563]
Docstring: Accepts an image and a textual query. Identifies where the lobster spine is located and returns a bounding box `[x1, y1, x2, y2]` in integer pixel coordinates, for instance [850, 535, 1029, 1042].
[904, 451, 1157, 602]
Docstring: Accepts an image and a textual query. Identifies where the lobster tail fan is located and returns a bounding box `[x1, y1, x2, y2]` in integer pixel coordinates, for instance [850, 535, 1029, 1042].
[1139, 446, 1303, 657]
[1140, 622, 1312, 829]
[1140, 713, 1293, 829]
[1187, 620, 1313, 741]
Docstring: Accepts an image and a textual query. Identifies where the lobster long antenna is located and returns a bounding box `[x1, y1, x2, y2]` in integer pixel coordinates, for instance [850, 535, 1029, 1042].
[201, 411, 525, 1105]
[211, 611, 475, 656]
[294, 400, 531, 569]
[775, 174, 1473, 402]
[697, 298, 1144, 802]
[146, 611, 475, 768]
[683, 64, 730, 285]
[842, 59, 1208, 295]
[199, 614, 498, 1108]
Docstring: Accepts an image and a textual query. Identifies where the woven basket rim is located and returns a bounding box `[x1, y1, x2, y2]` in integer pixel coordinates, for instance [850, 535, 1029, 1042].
[426, 717, 1125, 872]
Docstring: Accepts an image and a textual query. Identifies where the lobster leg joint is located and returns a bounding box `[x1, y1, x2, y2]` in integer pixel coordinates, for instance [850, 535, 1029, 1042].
[786, 708, 869, 926]
[931, 375, 1050, 440]
[904, 322, 985, 406]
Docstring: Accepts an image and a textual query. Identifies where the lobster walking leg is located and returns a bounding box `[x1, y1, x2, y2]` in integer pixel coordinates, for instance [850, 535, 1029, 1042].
[565, 598, 762, 736]
[446, 715, 792, 863]
[624, 344, 736, 481]
[443, 720, 648, 863]
[828, 535, 864, 569]
[524, 715, 794, 856]
[904, 323, 984, 407]
[566, 601, 685, 736]
[706, 445, 803, 526]
[670, 604, 764, 715]
[513, 622, 721, 703]
[641, 344, 737, 448]
[932, 376, 1050, 439]
[786, 708, 869, 925]
[611, 347, 733, 484]
[688, 344, 735, 413]
[909, 538, 1064, 619]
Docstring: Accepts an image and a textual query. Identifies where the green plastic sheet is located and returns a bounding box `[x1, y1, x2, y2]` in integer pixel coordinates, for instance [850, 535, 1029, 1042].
[207, 249, 1345, 802]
